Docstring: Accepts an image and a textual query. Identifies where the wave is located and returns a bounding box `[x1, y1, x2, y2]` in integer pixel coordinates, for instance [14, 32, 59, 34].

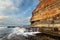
[0, 27, 40, 40]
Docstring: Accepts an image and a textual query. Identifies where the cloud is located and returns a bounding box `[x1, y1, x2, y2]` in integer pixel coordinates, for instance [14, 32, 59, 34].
[17, 17, 30, 23]
[0, 0, 17, 10]
[17, 16, 31, 25]
[0, 15, 9, 19]
[10, 6, 17, 10]
[0, 0, 39, 26]
[0, 0, 26, 26]
[23, 7, 32, 14]
[0, 6, 5, 10]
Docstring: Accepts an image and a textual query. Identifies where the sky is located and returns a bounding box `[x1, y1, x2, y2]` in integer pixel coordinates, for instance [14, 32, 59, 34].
[0, 0, 39, 26]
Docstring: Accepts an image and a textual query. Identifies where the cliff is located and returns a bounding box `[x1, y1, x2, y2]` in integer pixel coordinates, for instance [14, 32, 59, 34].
[31, 0, 60, 21]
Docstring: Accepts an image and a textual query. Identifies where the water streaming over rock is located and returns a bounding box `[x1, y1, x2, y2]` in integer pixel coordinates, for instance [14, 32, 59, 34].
[0, 27, 40, 40]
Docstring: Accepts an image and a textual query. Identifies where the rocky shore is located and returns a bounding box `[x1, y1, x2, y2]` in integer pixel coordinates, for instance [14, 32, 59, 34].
[1, 34, 56, 40]
[1, 35, 60, 40]
[2, 35, 28, 40]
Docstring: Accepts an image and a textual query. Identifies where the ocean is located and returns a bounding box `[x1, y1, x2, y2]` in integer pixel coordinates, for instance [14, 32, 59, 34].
[0, 27, 28, 40]
[0, 27, 40, 40]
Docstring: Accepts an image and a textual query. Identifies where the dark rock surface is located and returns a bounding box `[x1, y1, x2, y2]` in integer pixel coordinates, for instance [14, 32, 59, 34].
[1, 33, 59, 40]
[2, 35, 28, 40]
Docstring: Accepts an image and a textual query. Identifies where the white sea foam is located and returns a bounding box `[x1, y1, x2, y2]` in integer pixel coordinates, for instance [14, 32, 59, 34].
[7, 27, 40, 39]
[0, 27, 40, 40]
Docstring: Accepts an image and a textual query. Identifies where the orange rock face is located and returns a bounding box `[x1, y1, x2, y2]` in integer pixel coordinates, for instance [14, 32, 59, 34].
[31, 0, 60, 22]
[33, 0, 57, 13]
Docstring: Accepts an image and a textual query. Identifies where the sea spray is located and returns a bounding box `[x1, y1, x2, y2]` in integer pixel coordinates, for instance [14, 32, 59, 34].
[7, 27, 26, 39]
[0, 27, 13, 38]
[7, 27, 40, 39]
[1, 27, 40, 40]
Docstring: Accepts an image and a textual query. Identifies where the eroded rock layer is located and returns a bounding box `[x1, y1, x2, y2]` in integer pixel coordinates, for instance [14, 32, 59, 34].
[31, 0, 60, 27]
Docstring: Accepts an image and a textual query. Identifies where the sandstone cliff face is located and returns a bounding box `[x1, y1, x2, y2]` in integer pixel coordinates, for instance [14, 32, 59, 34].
[31, 0, 60, 21]
[31, 0, 60, 27]
[33, 0, 57, 13]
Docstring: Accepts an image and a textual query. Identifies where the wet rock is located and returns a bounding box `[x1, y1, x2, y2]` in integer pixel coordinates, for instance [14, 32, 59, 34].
[2, 35, 27, 40]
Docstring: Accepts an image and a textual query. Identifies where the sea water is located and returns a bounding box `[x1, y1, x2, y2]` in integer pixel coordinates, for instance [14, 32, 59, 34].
[0, 27, 13, 38]
[0, 27, 40, 40]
